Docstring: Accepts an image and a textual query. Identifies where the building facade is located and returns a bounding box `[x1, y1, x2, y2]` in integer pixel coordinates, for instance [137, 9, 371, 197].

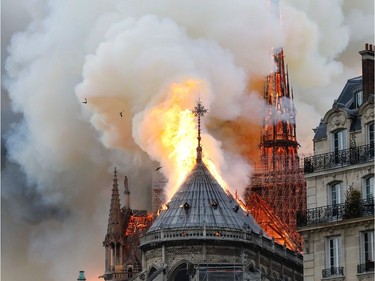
[297, 44, 374, 280]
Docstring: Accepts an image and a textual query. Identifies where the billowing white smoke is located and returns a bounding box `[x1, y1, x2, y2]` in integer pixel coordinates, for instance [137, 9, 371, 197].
[2, 0, 373, 280]
[281, 0, 374, 153]
[74, 6, 280, 198]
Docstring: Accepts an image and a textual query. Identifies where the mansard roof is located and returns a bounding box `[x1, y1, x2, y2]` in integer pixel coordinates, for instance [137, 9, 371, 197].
[313, 76, 363, 141]
[147, 161, 263, 234]
[336, 76, 362, 108]
[313, 120, 327, 141]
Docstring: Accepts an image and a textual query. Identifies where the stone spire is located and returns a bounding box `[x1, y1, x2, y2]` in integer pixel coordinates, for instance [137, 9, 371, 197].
[106, 167, 122, 236]
[103, 167, 125, 274]
[191, 101, 208, 163]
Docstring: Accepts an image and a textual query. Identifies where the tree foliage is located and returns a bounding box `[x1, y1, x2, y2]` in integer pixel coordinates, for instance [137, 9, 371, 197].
[344, 186, 362, 219]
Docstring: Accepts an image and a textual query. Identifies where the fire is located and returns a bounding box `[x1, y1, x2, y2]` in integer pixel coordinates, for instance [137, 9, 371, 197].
[125, 211, 154, 237]
[149, 83, 198, 197]
[204, 160, 229, 193]
[161, 107, 197, 185]
[145, 79, 230, 200]
[157, 203, 169, 215]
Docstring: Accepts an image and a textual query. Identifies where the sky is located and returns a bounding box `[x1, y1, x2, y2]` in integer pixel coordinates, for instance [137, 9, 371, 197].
[1, 0, 374, 281]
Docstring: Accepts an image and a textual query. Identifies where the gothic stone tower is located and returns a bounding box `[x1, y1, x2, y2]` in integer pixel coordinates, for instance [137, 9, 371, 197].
[103, 168, 127, 277]
[101, 169, 153, 281]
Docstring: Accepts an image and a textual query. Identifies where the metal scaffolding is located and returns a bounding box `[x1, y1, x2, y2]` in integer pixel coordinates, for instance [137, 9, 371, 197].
[245, 48, 306, 243]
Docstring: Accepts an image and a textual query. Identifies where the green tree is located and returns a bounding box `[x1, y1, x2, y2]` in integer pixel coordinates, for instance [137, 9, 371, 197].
[344, 186, 362, 219]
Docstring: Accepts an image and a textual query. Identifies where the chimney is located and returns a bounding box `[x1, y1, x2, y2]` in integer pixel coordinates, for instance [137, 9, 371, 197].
[359, 43, 374, 102]
[77, 271, 86, 281]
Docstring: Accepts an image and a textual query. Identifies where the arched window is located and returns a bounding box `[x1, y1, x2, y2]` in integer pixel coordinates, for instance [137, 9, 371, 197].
[331, 129, 347, 165]
[328, 182, 344, 205]
[363, 175, 374, 200]
[170, 263, 189, 281]
[332, 129, 347, 153]
[127, 267, 133, 278]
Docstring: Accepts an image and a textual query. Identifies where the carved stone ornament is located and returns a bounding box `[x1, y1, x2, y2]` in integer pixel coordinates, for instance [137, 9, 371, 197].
[303, 234, 310, 253]
[363, 107, 374, 122]
[330, 113, 346, 130]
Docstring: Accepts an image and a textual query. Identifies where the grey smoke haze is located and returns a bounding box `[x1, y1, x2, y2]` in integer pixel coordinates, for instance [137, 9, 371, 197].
[2, 0, 373, 281]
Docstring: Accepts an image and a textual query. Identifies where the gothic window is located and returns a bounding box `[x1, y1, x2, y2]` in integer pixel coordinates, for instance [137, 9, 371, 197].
[362, 176, 374, 200]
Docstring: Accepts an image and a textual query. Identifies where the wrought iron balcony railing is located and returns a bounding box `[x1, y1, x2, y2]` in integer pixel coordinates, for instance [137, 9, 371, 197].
[303, 144, 374, 174]
[322, 267, 344, 278]
[357, 261, 374, 274]
[296, 198, 374, 227]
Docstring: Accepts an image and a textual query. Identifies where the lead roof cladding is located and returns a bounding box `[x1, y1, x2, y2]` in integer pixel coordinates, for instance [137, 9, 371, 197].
[147, 160, 263, 234]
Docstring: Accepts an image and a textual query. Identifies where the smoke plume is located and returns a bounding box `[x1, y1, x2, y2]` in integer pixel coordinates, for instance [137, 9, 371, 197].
[2, 0, 373, 280]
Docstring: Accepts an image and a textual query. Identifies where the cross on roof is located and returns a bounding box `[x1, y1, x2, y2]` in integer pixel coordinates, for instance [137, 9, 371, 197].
[191, 101, 208, 163]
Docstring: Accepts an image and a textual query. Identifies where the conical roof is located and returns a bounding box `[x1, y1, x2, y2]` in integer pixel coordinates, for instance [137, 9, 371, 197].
[147, 161, 263, 234]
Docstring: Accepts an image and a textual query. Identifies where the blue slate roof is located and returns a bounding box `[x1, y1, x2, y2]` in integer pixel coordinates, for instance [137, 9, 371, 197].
[313, 120, 327, 141]
[313, 76, 362, 141]
[336, 76, 362, 108]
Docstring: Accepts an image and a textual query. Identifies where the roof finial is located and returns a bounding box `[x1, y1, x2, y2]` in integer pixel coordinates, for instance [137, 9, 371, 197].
[192, 100, 208, 163]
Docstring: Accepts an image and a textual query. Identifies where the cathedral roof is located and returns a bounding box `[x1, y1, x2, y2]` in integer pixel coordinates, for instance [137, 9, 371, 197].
[147, 160, 263, 234]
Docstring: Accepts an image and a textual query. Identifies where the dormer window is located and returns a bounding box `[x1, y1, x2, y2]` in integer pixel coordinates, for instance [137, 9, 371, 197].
[354, 91, 363, 108]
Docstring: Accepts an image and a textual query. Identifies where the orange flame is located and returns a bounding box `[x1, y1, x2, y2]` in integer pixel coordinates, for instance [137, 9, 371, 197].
[145, 79, 229, 200]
